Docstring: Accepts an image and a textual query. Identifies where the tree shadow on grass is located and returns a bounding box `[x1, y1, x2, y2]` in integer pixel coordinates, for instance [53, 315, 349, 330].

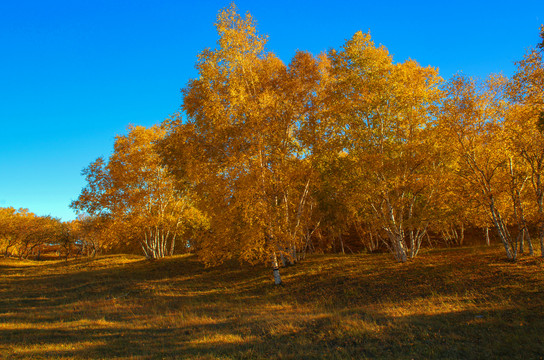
[1, 249, 544, 359]
[1, 307, 543, 359]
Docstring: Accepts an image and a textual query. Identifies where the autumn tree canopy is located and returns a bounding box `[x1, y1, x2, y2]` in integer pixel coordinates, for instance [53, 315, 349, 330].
[71, 125, 205, 259]
[0, 207, 71, 259]
[66, 5, 544, 271]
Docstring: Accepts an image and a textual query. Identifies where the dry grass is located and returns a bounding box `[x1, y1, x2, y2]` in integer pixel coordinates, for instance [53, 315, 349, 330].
[1, 246, 544, 359]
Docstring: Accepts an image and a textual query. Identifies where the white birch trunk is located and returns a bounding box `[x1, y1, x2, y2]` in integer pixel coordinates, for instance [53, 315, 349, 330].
[489, 198, 515, 260]
[272, 252, 282, 285]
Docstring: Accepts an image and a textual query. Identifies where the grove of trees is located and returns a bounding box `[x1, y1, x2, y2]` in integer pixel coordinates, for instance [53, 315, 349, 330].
[4, 6, 542, 285]
[0, 207, 73, 259]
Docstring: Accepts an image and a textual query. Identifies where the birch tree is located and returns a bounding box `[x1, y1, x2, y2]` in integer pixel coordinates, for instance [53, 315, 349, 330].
[507, 32, 544, 256]
[439, 74, 525, 260]
[162, 5, 324, 283]
[71, 125, 201, 259]
[318, 32, 443, 262]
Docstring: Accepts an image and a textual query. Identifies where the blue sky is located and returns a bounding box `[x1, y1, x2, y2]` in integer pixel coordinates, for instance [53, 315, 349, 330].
[1, 0, 543, 221]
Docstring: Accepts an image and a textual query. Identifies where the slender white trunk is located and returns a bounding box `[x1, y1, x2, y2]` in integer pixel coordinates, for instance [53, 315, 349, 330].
[387, 230, 407, 262]
[489, 197, 515, 260]
[272, 252, 282, 285]
[397, 238, 408, 262]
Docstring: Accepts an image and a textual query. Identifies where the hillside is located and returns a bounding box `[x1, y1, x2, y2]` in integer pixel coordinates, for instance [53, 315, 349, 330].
[1, 246, 543, 359]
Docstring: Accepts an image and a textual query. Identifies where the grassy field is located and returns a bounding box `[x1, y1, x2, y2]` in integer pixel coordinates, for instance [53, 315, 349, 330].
[1, 246, 544, 359]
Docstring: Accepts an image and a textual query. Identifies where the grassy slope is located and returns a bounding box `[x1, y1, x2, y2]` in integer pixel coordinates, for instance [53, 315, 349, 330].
[1, 246, 543, 359]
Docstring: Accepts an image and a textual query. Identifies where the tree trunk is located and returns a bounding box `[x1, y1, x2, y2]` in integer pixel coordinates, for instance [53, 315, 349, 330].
[538, 195, 544, 257]
[397, 239, 408, 262]
[525, 228, 534, 255]
[490, 198, 515, 260]
[387, 230, 407, 262]
[519, 228, 525, 254]
[169, 233, 177, 256]
[409, 230, 415, 258]
[290, 246, 297, 265]
[540, 225, 544, 258]
[532, 167, 543, 257]
[271, 252, 282, 285]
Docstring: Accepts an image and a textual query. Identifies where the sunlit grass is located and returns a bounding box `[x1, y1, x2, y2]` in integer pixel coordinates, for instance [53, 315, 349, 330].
[1, 245, 543, 359]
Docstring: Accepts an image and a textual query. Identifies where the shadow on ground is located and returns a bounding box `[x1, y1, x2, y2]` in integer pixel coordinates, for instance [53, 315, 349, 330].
[1, 247, 543, 359]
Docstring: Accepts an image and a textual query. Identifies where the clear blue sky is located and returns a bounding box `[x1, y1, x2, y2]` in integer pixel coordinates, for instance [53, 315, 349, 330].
[1, 0, 543, 221]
